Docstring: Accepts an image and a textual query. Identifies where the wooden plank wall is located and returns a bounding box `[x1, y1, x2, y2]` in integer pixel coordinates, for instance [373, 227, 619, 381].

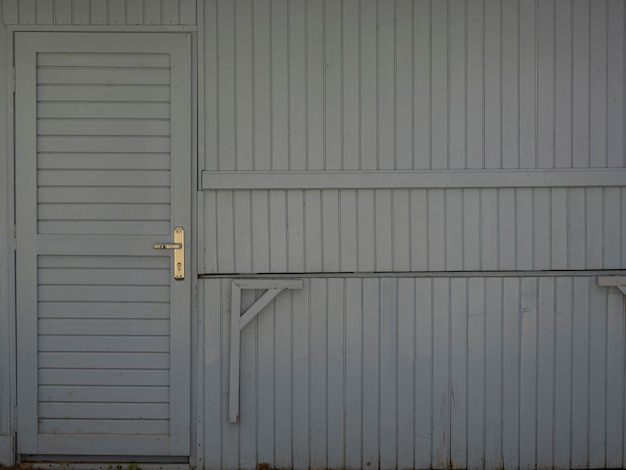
[1, 0, 196, 26]
[0, 10, 14, 465]
[201, 0, 626, 274]
[201, 277, 626, 470]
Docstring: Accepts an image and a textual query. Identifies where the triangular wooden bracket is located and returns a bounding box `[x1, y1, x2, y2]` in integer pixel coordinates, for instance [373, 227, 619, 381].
[598, 276, 626, 296]
[228, 279, 303, 423]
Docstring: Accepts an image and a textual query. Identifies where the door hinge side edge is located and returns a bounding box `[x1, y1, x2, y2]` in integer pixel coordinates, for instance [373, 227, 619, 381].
[12, 66, 15, 94]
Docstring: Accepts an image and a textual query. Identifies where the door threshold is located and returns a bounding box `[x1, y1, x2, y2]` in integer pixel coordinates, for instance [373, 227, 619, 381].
[19, 461, 190, 470]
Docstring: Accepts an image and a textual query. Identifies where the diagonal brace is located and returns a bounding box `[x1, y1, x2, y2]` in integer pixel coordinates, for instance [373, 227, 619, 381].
[598, 276, 626, 297]
[229, 279, 303, 423]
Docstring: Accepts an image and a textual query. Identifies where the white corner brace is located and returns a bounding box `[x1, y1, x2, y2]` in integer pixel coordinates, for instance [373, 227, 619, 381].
[229, 279, 303, 423]
[598, 276, 626, 296]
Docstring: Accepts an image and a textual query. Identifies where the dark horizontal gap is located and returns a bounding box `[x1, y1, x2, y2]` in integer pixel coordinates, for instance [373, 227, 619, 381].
[37, 66, 170, 71]
[198, 269, 626, 279]
[37, 101, 170, 105]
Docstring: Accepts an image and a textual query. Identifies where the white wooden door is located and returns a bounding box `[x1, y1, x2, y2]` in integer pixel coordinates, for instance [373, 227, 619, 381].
[15, 32, 191, 457]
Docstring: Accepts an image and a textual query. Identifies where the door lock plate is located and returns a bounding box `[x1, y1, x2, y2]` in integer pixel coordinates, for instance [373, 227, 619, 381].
[154, 227, 185, 280]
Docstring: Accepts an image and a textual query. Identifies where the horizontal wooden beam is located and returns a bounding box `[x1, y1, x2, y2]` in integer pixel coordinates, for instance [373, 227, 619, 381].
[202, 169, 626, 190]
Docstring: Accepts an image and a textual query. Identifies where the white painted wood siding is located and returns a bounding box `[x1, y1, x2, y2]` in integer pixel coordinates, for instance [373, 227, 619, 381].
[201, 276, 626, 470]
[203, 0, 625, 172]
[1, 0, 196, 25]
[201, 0, 626, 274]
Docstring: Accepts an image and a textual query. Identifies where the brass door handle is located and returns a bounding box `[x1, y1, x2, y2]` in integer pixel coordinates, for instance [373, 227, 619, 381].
[153, 227, 185, 280]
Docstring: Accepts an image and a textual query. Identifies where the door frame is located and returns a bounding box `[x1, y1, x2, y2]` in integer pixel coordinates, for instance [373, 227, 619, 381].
[9, 28, 199, 461]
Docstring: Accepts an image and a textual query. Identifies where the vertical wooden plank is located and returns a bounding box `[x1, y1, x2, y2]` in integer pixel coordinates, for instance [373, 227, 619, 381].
[484, 278, 503, 469]
[467, 0, 484, 169]
[590, 0, 608, 168]
[18, 0, 36, 24]
[251, 191, 269, 273]
[448, 0, 466, 170]
[322, 191, 340, 272]
[326, 280, 345, 469]
[125, 0, 143, 24]
[306, 0, 324, 170]
[502, 278, 520, 469]
[537, 278, 555, 468]
[375, 190, 393, 271]
[430, 0, 448, 170]
[499, 189, 516, 270]
[343, 0, 360, 170]
[413, 0, 431, 169]
[324, 0, 342, 171]
[534, 188, 551, 270]
[360, 0, 377, 170]
[239, 290, 257, 470]
[357, 190, 375, 271]
[396, 0, 413, 170]
[464, 189, 481, 270]
[345, 278, 363, 469]
[291, 283, 310, 469]
[180, 0, 196, 24]
[107, 0, 125, 24]
[233, 191, 252, 273]
[287, 191, 304, 272]
[268, 191, 287, 272]
[162, 0, 180, 24]
[607, 0, 624, 167]
[519, 0, 536, 169]
[571, 277, 590, 467]
[289, 0, 306, 170]
[221, 281, 240, 470]
[432, 278, 450, 467]
[54, 0, 72, 24]
[2, 0, 18, 24]
[143, 0, 161, 24]
[450, 279, 468, 468]
[254, 0, 271, 170]
[606, 288, 625, 467]
[537, 0, 555, 168]
[554, 277, 573, 469]
[378, 0, 395, 170]
[235, 0, 253, 172]
[203, 280, 223, 470]
[271, 0, 289, 170]
[35, 0, 54, 24]
[588, 279, 607, 468]
[586, 188, 603, 269]
[393, 190, 410, 271]
[604, 188, 621, 269]
[519, 278, 538, 469]
[410, 189, 428, 271]
[551, 188, 568, 269]
[445, 190, 463, 271]
[484, 0, 501, 168]
[273, 291, 292, 469]
[217, 0, 235, 171]
[428, 190, 445, 271]
[362, 278, 380, 468]
[467, 278, 485, 470]
[623, 188, 626, 268]
[397, 278, 415, 469]
[516, 189, 533, 270]
[555, 0, 573, 168]
[481, 189, 498, 270]
[379, 278, 398, 469]
[304, 190, 322, 272]
[204, 0, 217, 168]
[572, 0, 590, 168]
[339, 191, 358, 272]
[256, 289, 275, 466]
[70, 0, 89, 24]
[414, 278, 433, 469]
[216, 191, 235, 273]
[203, 192, 218, 273]
[501, 0, 519, 169]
